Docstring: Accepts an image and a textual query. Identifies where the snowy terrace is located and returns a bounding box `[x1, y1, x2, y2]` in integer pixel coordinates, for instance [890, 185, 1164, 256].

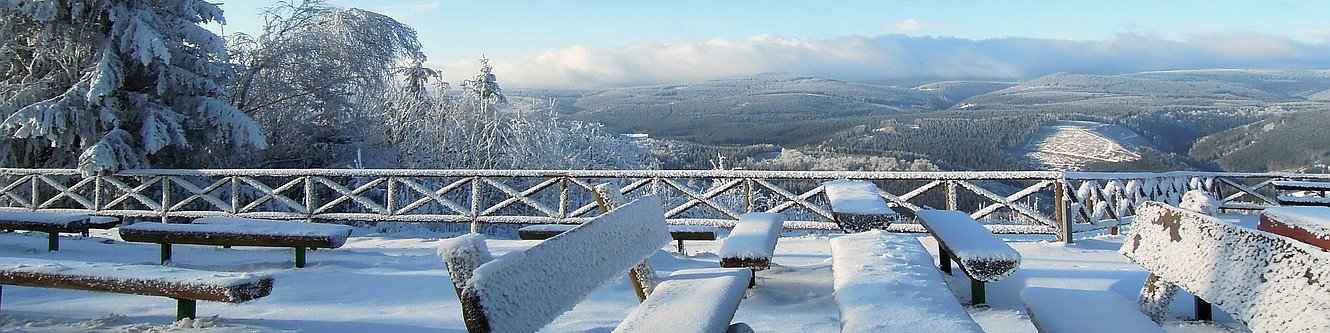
[0, 168, 1326, 331]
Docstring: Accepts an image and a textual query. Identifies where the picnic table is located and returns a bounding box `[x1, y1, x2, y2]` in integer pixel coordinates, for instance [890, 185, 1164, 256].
[119, 217, 352, 268]
[0, 212, 119, 251]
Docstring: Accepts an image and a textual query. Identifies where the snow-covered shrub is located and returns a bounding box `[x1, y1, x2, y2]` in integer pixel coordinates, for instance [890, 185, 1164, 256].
[1178, 190, 1220, 216]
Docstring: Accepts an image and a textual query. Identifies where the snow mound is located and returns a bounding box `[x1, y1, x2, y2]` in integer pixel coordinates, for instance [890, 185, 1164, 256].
[1178, 190, 1220, 216]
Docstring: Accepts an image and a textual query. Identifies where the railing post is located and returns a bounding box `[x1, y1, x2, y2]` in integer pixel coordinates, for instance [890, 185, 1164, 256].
[304, 176, 316, 223]
[93, 172, 103, 213]
[160, 176, 170, 223]
[946, 180, 958, 211]
[230, 176, 239, 215]
[743, 178, 752, 213]
[1055, 179, 1073, 243]
[470, 176, 481, 234]
[29, 174, 38, 210]
[386, 176, 396, 216]
[558, 177, 568, 219]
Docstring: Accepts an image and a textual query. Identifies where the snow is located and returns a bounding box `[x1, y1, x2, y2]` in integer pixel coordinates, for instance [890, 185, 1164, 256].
[1122, 202, 1330, 332]
[1179, 190, 1221, 215]
[0, 257, 271, 303]
[0, 212, 89, 228]
[614, 268, 751, 333]
[1261, 206, 1330, 239]
[1020, 287, 1163, 333]
[520, 224, 717, 235]
[915, 210, 1022, 282]
[822, 180, 895, 215]
[0, 211, 1258, 332]
[1276, 195, 1330, 205]
[718, 213, 784, 260]
[1271, 180, 1330, 190]
[830, 230, 984, 333]
[119, 217, 353, 246]
[461, 196, 672, 333]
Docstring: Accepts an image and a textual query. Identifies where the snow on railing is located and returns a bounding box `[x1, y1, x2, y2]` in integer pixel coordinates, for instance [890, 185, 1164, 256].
[0, 168, 1323, 241]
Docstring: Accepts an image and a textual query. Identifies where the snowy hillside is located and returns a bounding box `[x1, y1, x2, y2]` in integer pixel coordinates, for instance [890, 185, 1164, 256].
[1021, 121, 1147, 171]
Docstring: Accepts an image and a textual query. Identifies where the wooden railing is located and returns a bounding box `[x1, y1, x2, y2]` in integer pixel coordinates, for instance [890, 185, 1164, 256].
[0, 169, 1323, 241]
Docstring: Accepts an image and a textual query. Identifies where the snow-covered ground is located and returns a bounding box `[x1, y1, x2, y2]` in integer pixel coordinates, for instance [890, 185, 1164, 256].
[0, 226, 1246, 332]
[1023, 120, 1146, 171]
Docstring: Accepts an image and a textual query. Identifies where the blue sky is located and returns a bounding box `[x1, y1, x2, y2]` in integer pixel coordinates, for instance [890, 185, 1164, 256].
[214, 1, 1330, 87]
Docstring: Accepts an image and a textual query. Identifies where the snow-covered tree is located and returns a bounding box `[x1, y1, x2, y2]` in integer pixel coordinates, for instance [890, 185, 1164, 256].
[0, 0, 265, 173]
[226, 0, 425, 168]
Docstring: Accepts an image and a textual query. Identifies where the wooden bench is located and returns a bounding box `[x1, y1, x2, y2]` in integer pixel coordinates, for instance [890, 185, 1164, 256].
[1020, 287, 1163, 333]
[1259, 206, 1330, 250]
[0, 257, 273, 320]
[439, 196, 753, 333]
[829, 230, 983, 333]
[1272, 180, 1330, 206]
[518, 224, 716, 253]
[915, 210, 1021, 305]
[823, 179, 899, 232]
[0, 212, 99, 251]
[718, 212, 784, 271]
[118, 217, 353, 268]
[1122, 201, 1330, 332]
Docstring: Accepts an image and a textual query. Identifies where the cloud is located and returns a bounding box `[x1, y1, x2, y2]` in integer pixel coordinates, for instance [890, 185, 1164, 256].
[429, 33, 1330, 88]
[883, 19, 955, 33]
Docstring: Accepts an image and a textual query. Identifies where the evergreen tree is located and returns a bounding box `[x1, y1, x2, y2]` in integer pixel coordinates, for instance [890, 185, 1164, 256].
[0, 0, 265, 174]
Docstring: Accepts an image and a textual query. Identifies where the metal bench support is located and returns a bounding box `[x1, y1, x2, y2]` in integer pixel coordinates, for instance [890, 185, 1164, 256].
[160, 243, 172, 264]
[295, 247, 306, 268]
[176, 298, 196, 320]
[47, 231, 58, 252]
[1195, 295, 1212, 321]
[971, 279, 985, 305]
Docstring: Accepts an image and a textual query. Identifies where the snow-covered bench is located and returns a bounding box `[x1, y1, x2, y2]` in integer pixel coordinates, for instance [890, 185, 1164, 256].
[439, 196, 752, 333]
[823, 179, 898, 232]
[718, 212, 784, 273]
[518, 182, 718, 252]
[1259, 206, 1330, 250]
[915, 210, 1021, 305]
[1020, 287, 1163, 333]
[830, 230, 983, 333]
[118, 217, 353, 268]
[0, 257, 273, 321]
[1122, 201, 1330, 332]
[1273, 180, 1330, 207]
[0, 212, 102, 251]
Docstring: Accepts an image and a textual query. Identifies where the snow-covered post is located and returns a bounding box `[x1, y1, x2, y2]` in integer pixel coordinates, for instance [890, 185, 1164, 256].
[160, 177, 171, 223]
[470, 177, 482, 234]
[304, 176, 316, 223]
[230, 176, 240, 215]
[558, 177, 569, 219]
[1055, 179, 1073, 243]
[946, 180, 958, 210]
[743, 178, 753, 213]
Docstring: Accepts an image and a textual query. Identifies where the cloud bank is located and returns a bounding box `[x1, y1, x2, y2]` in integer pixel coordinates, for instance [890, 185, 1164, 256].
[431, 33, 1330, 88]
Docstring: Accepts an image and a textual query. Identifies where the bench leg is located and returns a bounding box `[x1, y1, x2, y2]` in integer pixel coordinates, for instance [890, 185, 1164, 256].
[47, 231, 58, 252]
[1195, 295, 1212, 321]
[971, 279, 985, 305]
[160, 243, 172, 265]
[938, 244, 952, 275]
[295, 247, 306, 268]
[175, 298, 196, 320]
[676, 240, 684, 253]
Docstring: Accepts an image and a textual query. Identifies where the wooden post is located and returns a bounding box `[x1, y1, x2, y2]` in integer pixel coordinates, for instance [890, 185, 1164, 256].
[946, 180, 958, 211]
[939, 244, 952, 275]
[161, 176, 170, 223]
[558, 177, 568, 219]
[295, 247, 306, 268]
[470, 177, 481, 234]
[176, 298, 196, 320]
[1195, 296, 1212, 321]
[1056, 180, 1074, 244]
[304, 176, 316, 223]
[743, 178, 752, 213]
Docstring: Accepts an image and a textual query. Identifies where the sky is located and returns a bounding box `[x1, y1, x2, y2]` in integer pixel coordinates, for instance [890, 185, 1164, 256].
[213, 1, 1330, 88]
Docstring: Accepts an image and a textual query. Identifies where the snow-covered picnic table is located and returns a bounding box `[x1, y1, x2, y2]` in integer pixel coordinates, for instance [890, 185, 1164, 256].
[0, 257, 273, 320]
[0, 212, 118, 251]
[118, 217, 352, 268]
[518, 224, 717, 253]
[439, 196, 752, 333]
[718, 212, 784, 272]
[830, 230, 983, 332]
[915, 210, 1021, 304]
[1273, 180, 1330, 206]
[823, 179, 898, 232]
[1122, 201, 1330, 332]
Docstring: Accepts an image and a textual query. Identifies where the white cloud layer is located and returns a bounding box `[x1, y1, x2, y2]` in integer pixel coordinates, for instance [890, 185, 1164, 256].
[430, 33, 1330, 88]
[883, 19, 955, 32]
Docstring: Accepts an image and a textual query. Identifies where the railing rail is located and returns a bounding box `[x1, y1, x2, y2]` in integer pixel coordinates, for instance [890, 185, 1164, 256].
[0, 168, 1323, 241]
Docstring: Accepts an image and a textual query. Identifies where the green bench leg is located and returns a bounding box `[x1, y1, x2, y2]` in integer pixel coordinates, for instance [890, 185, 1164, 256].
[1195, 295, 1212, 320]
[47, 231, 58, 252]
[295, 247, 306, 268]
[939, 244, 952, 275]
[676, 240, 684, 253]
[971, 279, 985, 305]
[160, 243, 172, 265]
[176, 298, 196, 320]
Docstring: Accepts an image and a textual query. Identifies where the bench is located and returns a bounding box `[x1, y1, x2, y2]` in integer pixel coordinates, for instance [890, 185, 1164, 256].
[1273, 180, 1330, 206]
[1259, 206, 1330, 250]
[439, 196, 752, 333]
[823, 179, 898, 232]
[915, 210, 1021, 305]
[1020, 287, 1163, 333]
[118, 217, 353, 268]
[829, 230, 983, 333]
[0, 212, 101, 251]
[718, 212, 784, 271]
[0, 257, 273, 320]
[1122, 201, 1330, 332]
[518, 224, 717, 253]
